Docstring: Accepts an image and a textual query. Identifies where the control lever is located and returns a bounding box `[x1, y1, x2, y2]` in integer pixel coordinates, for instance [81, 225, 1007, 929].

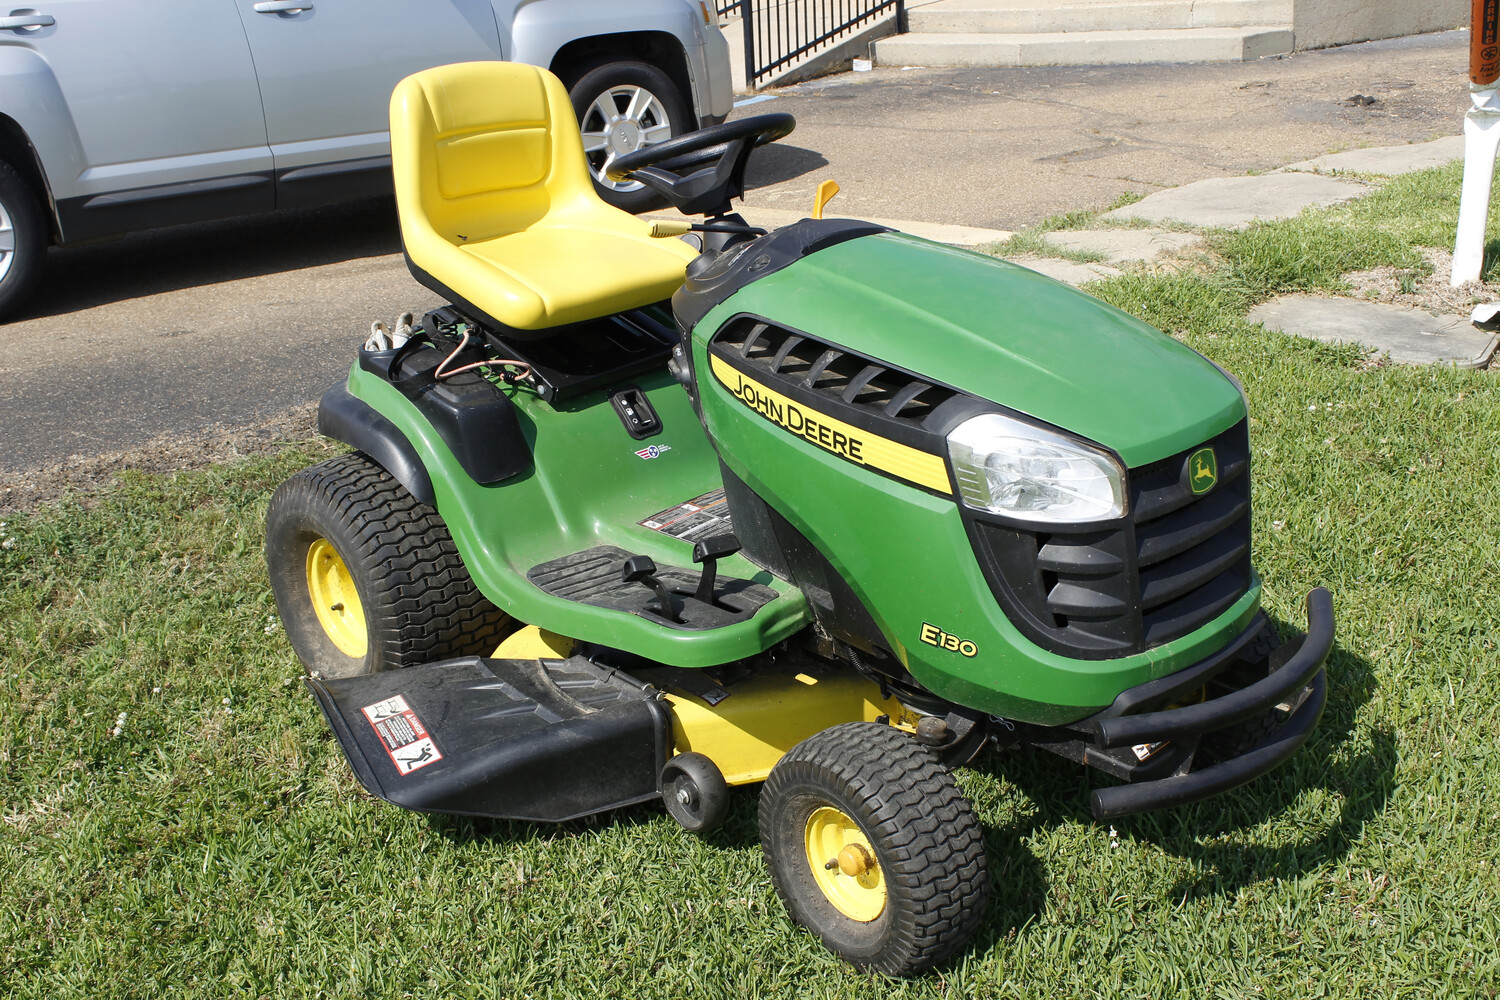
[691, 534, 742, 606]
[622, 555, 682, 623]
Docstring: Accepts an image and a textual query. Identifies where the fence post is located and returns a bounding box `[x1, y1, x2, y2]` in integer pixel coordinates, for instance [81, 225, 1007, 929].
[897, 0, 907, 34]
[739, 0, 757, 91]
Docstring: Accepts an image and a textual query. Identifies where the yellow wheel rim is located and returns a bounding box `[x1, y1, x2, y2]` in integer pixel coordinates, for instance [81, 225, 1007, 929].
[805, 806, 886, 922]
[306, 538, 367, 658]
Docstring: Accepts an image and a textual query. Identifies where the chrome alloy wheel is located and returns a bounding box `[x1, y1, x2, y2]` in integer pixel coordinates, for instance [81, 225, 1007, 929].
[0, 198, 15, 285]
[579, 85, 675, 194]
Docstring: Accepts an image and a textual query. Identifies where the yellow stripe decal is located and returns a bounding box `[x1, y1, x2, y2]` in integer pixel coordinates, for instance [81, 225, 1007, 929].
[710, 353, 953, 494]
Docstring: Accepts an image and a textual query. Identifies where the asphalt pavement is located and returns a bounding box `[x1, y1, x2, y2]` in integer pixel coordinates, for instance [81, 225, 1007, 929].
[0, 30, 1475, 486]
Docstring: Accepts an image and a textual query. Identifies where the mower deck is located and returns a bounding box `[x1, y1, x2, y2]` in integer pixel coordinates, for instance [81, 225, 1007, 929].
[308, 640, 910, 822]
[307, 655, 672, 822]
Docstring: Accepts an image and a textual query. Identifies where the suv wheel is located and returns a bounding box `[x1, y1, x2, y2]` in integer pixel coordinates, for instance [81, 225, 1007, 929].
[0, 158, 46, 319]
[568, 60, 688, 214]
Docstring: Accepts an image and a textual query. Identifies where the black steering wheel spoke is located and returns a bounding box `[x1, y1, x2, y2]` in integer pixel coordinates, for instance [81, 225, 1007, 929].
[604, 113, 795, 218]
[628, 165, 687, 200]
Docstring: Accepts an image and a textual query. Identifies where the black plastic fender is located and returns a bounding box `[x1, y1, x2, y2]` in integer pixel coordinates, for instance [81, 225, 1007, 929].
[317, 382, 436, 505]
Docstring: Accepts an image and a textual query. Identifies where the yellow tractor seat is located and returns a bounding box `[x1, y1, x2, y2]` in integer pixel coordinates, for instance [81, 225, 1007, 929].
[389, 62, 697, 334]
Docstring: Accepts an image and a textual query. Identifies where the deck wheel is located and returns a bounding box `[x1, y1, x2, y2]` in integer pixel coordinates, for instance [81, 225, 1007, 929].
[660, 752, 730, 834]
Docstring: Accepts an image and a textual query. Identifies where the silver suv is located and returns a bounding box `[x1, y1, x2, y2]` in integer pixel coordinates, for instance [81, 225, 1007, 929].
[0, 0, 733, 317]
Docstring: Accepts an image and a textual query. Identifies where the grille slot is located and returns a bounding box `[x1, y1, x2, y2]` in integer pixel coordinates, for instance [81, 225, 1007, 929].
[715, 318, 959, 429]
[970, 420, 1253, 659]
[1137, 488, 1248, 567]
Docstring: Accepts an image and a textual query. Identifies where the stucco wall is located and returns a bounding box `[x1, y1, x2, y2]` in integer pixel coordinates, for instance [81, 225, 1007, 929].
[1294, 0, 1467, 51]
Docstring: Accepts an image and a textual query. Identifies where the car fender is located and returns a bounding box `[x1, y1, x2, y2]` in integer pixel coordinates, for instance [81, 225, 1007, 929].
[502, 0, 700, 72]
[0, 46, 90, 221]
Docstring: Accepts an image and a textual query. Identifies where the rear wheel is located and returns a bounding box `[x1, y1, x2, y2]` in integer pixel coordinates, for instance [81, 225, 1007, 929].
[0, 158, 47, 319]
[759, 723, 989, 975]
[567, 60, 687, 214]
[265, 452, 511, 678]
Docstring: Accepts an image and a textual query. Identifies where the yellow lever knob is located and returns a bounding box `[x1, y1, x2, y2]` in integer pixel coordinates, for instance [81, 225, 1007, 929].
[812, 179, 841, 220]
[649, 219, 693, 238]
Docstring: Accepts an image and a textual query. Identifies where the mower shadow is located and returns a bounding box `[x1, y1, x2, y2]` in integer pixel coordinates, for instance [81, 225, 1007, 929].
[744, 143, 830, 191]
[424, 783, 769, 851]
[962, 631, 1387, 938]
[426, 796, 673, 847]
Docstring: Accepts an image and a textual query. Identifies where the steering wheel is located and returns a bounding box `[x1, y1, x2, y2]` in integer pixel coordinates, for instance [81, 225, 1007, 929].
[604, 113, 796, 217]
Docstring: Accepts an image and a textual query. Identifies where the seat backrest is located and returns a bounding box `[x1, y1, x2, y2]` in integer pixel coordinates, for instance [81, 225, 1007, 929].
[390, 62, 596, 247]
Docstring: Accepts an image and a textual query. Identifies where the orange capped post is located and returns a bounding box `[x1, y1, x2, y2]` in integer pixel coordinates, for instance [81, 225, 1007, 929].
[1454, 0, 1500, 285]
[1473, 0, 1500, 86]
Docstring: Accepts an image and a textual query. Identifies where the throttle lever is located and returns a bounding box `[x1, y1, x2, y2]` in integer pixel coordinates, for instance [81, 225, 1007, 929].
[691, 534, 742, 607]
[622, 555, 682, 623]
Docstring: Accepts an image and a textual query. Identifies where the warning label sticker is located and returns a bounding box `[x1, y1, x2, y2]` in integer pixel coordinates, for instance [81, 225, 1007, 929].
[361, 695, 443, 776]
[639, 488, 735, 543]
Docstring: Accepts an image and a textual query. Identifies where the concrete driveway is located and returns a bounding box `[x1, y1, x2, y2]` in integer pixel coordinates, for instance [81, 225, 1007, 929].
[0, 30, 1472, 500]
[744, 30, 1467, 227]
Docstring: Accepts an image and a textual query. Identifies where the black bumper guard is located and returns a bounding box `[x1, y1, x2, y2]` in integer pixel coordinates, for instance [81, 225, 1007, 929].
[1032, 588, 1334, 820]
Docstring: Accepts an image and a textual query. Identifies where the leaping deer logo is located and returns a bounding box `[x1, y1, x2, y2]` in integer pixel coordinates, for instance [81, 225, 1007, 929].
[1189, 448, 1218, 494]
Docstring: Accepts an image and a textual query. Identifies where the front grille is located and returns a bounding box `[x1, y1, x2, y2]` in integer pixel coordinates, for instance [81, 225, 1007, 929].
[712, 318, 962, 436]
[969, 420, 1252, 659]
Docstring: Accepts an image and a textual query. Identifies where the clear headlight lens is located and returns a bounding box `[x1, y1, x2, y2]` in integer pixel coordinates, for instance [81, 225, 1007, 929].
[947, 412, 1125, 523]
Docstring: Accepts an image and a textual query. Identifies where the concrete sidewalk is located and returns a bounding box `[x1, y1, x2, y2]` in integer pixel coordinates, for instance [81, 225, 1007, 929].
[1001, 132, 1498, 368]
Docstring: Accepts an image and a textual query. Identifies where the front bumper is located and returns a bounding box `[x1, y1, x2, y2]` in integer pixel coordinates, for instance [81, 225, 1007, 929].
[1023, 588, 1334, 820]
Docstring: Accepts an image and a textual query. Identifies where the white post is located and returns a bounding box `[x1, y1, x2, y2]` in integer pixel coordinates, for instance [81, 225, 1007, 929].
[1452, 86, 1500, 286]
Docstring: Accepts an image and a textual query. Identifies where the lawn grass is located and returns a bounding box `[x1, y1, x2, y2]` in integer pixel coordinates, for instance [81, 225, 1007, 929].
[5, 168, 1500, 998]
[992, 227, 1108, 264]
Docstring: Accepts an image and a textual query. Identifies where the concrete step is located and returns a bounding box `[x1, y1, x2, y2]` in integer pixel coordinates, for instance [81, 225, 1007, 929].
[874, 26, 1294, 67]
[906, 0, 1290, 34]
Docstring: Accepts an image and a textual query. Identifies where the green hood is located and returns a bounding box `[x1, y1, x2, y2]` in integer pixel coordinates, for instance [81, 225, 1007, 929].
[704, 232, 1243, 468]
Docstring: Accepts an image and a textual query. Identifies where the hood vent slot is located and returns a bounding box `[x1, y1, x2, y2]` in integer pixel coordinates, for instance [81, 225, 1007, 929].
[719, 318, 959, 429]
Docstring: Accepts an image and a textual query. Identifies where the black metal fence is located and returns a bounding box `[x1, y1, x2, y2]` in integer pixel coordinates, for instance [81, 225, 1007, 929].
[731, 0, 907, 88]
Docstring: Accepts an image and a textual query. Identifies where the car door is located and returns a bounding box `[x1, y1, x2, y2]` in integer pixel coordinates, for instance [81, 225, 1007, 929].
[233, 0, 505, 208]
[5, 0, 272, 241]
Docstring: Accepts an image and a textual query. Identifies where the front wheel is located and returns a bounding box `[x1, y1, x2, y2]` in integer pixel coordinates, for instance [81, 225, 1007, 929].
[759, 723, 989, 975]
[0, 158, 47, 320]
[567, 60, 688, 214]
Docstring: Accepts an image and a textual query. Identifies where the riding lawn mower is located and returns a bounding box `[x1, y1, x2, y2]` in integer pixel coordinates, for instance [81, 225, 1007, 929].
[264, 62, 1335, 975]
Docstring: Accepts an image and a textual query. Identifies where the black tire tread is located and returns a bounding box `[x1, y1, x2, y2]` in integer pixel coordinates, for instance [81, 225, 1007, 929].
[269, 453, 509, 670]
[761, 722, 988, 975]
[0, 157, 48, 319]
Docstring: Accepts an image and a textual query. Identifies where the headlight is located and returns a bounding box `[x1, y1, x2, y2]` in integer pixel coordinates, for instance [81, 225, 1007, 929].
[947, 412, 1125, 523]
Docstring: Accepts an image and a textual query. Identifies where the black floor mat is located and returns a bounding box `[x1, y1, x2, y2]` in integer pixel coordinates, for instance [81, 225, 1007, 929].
[527, 545, 778, 630]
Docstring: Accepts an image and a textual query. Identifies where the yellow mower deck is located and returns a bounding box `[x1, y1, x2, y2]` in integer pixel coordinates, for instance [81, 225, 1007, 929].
[303, 624, 918, 825]
[496, 625, 913, 788]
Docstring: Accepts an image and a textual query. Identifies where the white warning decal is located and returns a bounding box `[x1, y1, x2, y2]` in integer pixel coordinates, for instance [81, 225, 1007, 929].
[361, 695, 444, 775]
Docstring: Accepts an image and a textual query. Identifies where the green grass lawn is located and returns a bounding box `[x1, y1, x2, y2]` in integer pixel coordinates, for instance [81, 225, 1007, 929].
[5, 165, 1500, 998]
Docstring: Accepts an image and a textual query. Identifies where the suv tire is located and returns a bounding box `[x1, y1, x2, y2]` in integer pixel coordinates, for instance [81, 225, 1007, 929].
[0, 158, 47, 319]
[567, 60, 688, 214]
